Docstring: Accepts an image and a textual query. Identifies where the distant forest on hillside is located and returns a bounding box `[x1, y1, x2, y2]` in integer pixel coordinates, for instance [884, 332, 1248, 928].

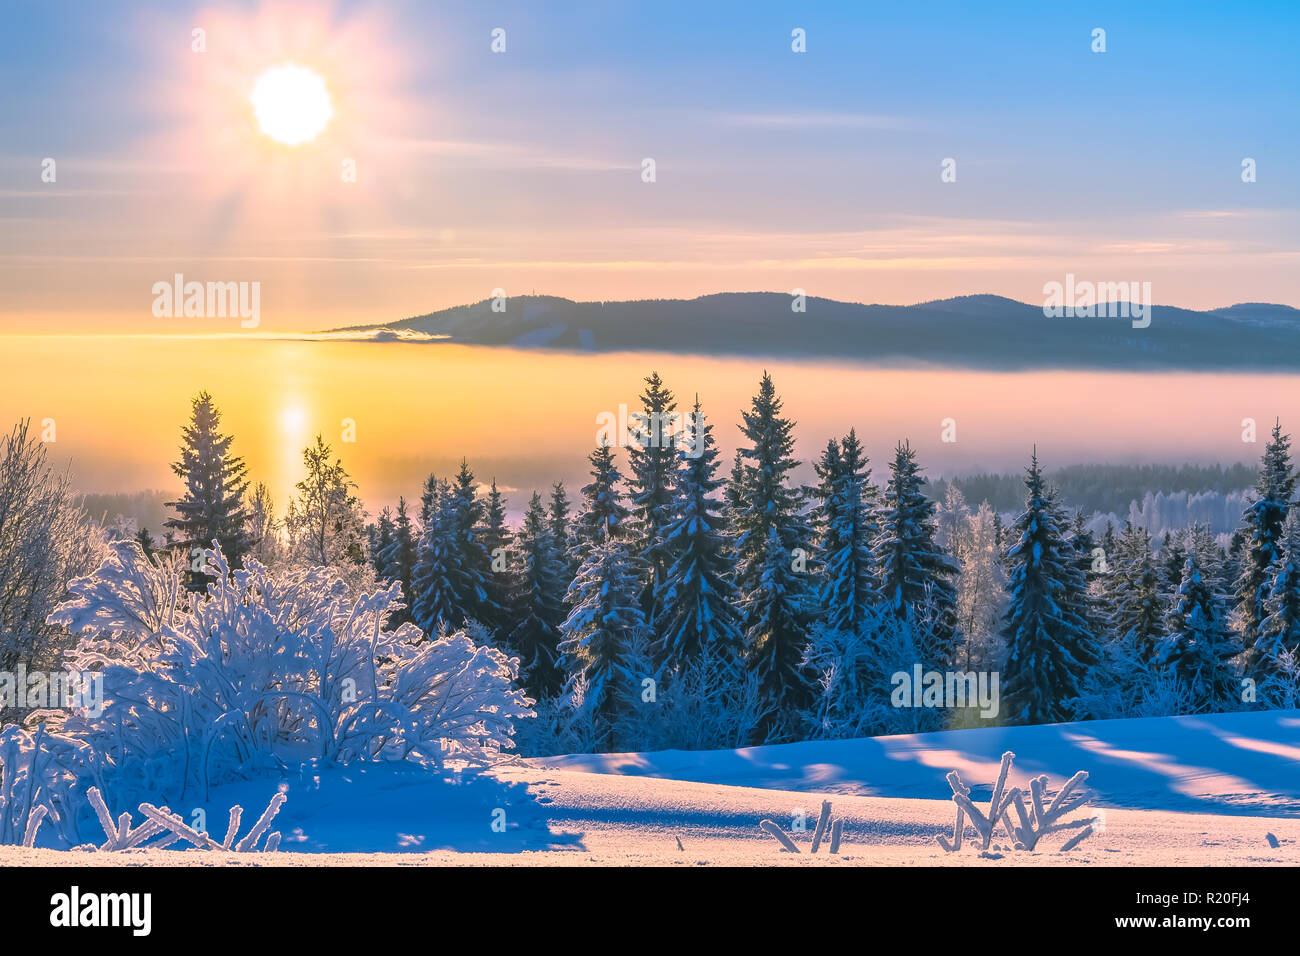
[927, 462, 1257, 516]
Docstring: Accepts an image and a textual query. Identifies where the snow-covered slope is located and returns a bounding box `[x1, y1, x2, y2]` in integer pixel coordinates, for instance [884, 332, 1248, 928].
[3, 712, 1296, 865]
[535, 711, 1300, 817]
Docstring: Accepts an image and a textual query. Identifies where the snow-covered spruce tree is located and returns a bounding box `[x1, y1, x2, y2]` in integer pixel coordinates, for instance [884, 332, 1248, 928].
[1185, 523, 1229, 592]
[732, 372, 813, 736]
[508, 492, 568, 699]
[165, 391, 253, 584]
[812, 438, 843, 553]
[875, 441, 960, 666]
[575, 443, 631, 559]
[627, 371, 679, 637]
[410, 465, 500, 635]
[1158, 552, 1240, 711]
[1001, 452, 1098, 724]
[368, 506, 396, 578]
[419, 473, 439, 524]
[45, 540, 533, 813]
[1237, 421, 1296, 673]
[377, 496, 416, 625]
[654, 397, 744, 667]
[1258, 520, 1300, 677]
[134, 527, 155, 562]
[1069, 509, 1097, 582]
[548, 481, 577, 582]
[449, 461, 504, 628]
[411, 478, 458, 633]
[813, 430, 882, 636]
[558, 532, 649, 745]
[1159, 530, 1187, 603]
[480, 478, 513, 634]
[284, 435, 367, 568]
[954, 501, 1009, 672]
[1106, 522, 1164, 659]
[724, 449, 746, 528]
[1067, 509, 1107, 646]
[0, 419, 104, 674]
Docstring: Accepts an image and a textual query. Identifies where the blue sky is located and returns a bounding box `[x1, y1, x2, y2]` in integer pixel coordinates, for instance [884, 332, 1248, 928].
[2, 0, 1297, 329]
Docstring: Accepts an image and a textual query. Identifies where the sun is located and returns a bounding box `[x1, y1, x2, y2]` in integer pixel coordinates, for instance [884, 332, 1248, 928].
[279, 404, 308, 433]
[250, 63, 334, 146]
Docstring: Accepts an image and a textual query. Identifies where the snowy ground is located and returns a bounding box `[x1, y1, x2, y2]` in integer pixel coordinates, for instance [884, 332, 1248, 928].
[3, 711, 1297, 865]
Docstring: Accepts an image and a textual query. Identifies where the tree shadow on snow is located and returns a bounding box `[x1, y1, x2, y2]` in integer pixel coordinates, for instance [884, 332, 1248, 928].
[208, 762, 587, 854]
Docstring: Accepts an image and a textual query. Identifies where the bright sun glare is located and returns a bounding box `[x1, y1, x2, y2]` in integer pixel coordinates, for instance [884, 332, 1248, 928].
[250, 63, 334, 146]
[279, 405, 307, 432]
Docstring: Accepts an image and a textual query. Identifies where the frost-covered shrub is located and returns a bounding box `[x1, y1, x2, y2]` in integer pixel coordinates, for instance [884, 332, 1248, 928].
[515, 642, 765, 756]
[43, 541, 533, 807]
[1071, 632, 1205, 720]
[514, 676, 608, 757]
[0, 724, 91, 847]
[801, 605, 947, 739]
[613, 644, 767, 753]
[1257, 648, 1300, 709]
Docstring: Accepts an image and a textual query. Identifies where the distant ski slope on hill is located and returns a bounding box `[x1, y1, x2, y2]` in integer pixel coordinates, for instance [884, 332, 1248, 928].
[330, 293, 1300, 369]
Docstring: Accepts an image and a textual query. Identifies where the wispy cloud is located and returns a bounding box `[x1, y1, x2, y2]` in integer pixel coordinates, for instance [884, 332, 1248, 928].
[719, 112, 917, 130]
[378, 136, 632, 171]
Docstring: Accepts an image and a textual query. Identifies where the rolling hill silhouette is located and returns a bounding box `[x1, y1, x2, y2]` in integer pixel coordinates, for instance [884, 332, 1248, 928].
[330, 293, 1300, 369]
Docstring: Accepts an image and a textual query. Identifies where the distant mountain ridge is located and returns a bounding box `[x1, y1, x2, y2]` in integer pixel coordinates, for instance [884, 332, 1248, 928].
[329, 292, 1300, 369]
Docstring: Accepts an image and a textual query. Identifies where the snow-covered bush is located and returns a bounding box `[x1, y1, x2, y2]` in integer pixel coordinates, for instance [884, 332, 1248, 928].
[801, 605, 947, 739]
[0, 724, 91, 847]
[41, 541, 533, 809]
[1257, 648, 1300, 709]
[516, 641, 766, 756]
[613, 644, 768, 753]
[1071, 634, 1202, 721]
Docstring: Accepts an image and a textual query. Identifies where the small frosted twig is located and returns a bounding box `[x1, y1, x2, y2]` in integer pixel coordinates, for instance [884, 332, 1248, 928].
[120, 820, 165, 850]
[1011, 791, 1035, 849]
[1048, 771, 1089, 817]
[264, 831, 281, 853]
[936, 804, 965, 853]
[235, 792, 286, 852]
[1042, 818, 1095, 838]
[222, 807, 243, 851]
[998, 794, 1020, 843]
[810, 800, 832, 854]
[1030, 776, 1047, 826]
[87, 787, 118, 846]
[829, 819, 843, 854]
[22, 805, 48, 847]
[947, 770, 991, 844]
[138, 804, 221, 850]
[984, 752, 1014, 850]
[1060, 824, 1097, 852]
[116, 812, 131, 846]
[759, 819, 800, 853]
